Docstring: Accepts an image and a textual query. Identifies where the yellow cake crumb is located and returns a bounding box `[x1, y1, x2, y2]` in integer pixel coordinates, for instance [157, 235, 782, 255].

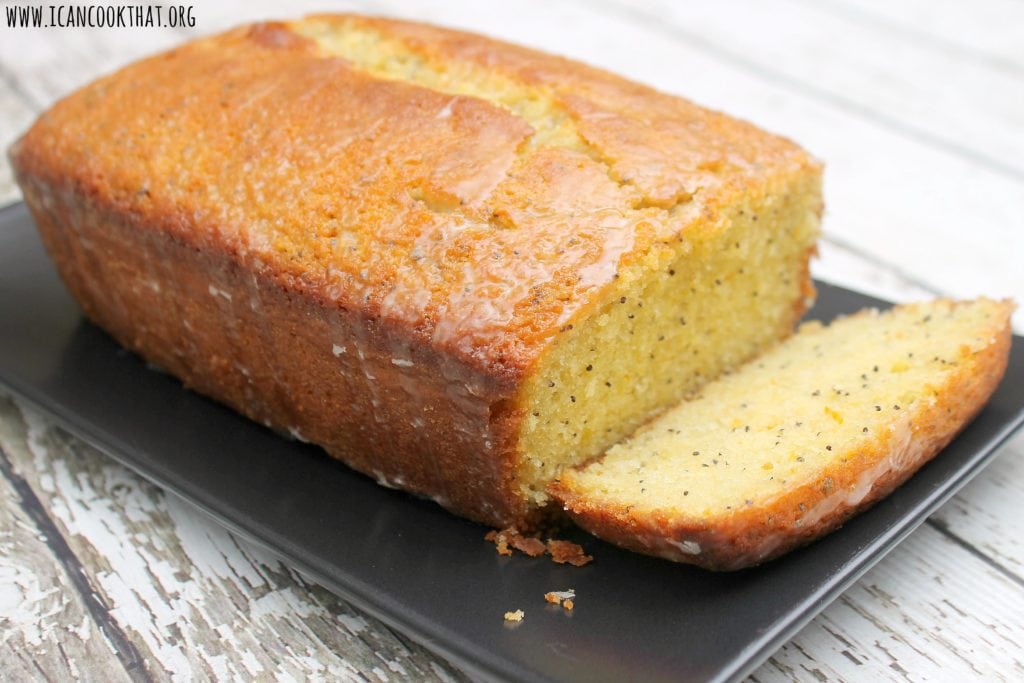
[543, 589, 576, 609]
[553, 298, 1013, 569]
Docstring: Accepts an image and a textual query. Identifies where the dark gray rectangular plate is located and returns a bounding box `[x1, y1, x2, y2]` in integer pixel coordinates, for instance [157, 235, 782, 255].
[1, 200, 1022, 682]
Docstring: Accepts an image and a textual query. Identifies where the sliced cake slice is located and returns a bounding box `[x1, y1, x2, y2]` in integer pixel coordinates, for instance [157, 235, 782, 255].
[550, 298, 1014, 570]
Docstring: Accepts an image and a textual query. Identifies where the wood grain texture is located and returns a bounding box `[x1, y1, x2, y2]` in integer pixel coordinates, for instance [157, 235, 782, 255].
[0, 1, 1022, 680]
[0, 442, 132, 683]
[756, 522, 1024, 681]
[639, 0, 1024, 175]
[0, 79, 35, 202]
[0, 395, 466, 682]
[929, 439, 1024, 579]
[823, 0, 1024, 73]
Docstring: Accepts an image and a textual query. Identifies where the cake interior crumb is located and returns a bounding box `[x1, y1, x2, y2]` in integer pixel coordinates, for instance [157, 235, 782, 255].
[559, 299, 1009, 520]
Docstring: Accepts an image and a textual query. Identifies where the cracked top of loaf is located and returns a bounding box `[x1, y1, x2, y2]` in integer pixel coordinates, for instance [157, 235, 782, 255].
[11, 15, 818, 380]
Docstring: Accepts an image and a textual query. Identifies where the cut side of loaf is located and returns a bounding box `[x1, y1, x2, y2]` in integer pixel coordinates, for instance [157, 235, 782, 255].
[551, 299, 1014, 570]
[9, 15, 821, 527]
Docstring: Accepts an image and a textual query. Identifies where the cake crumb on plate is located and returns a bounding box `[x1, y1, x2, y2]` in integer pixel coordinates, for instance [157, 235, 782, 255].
[486, 528, 592, 565]
[547, 539, 593, 566]
[544, 589, 576, 609]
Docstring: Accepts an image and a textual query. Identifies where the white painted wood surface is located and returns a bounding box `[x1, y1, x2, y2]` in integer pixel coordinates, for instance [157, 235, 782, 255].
[1, 1, 1022, 680]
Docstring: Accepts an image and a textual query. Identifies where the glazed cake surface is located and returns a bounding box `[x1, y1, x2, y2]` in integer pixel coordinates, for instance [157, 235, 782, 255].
[10, 15, 822, 525]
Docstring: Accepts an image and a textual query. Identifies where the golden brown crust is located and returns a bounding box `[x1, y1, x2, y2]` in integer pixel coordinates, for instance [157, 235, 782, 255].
[551, 307, 1013, 570]
[9, 15, 817, 378]
[17, 174, 526, 523]
[9, 15, 819, 527]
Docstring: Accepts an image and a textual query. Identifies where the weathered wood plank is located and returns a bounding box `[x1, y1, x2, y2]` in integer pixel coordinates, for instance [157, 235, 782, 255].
[185, 0, 381, 34]
[822, 0, 1024, 73]
[815, 237, 941, 304]
[0, 24, 182, 110]
[632, 0, 1024, 175]
[0, 394, 465, 682]
[756, 520, 1024, 681]
[0, 444, 133, 682]
[0, 75, 37, 202]
[929, 438, 1024, 579]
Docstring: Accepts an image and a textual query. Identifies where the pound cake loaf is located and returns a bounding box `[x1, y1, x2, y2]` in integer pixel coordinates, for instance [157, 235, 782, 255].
[9, 15, 822, 528]
[552, 299, 1014, 569]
